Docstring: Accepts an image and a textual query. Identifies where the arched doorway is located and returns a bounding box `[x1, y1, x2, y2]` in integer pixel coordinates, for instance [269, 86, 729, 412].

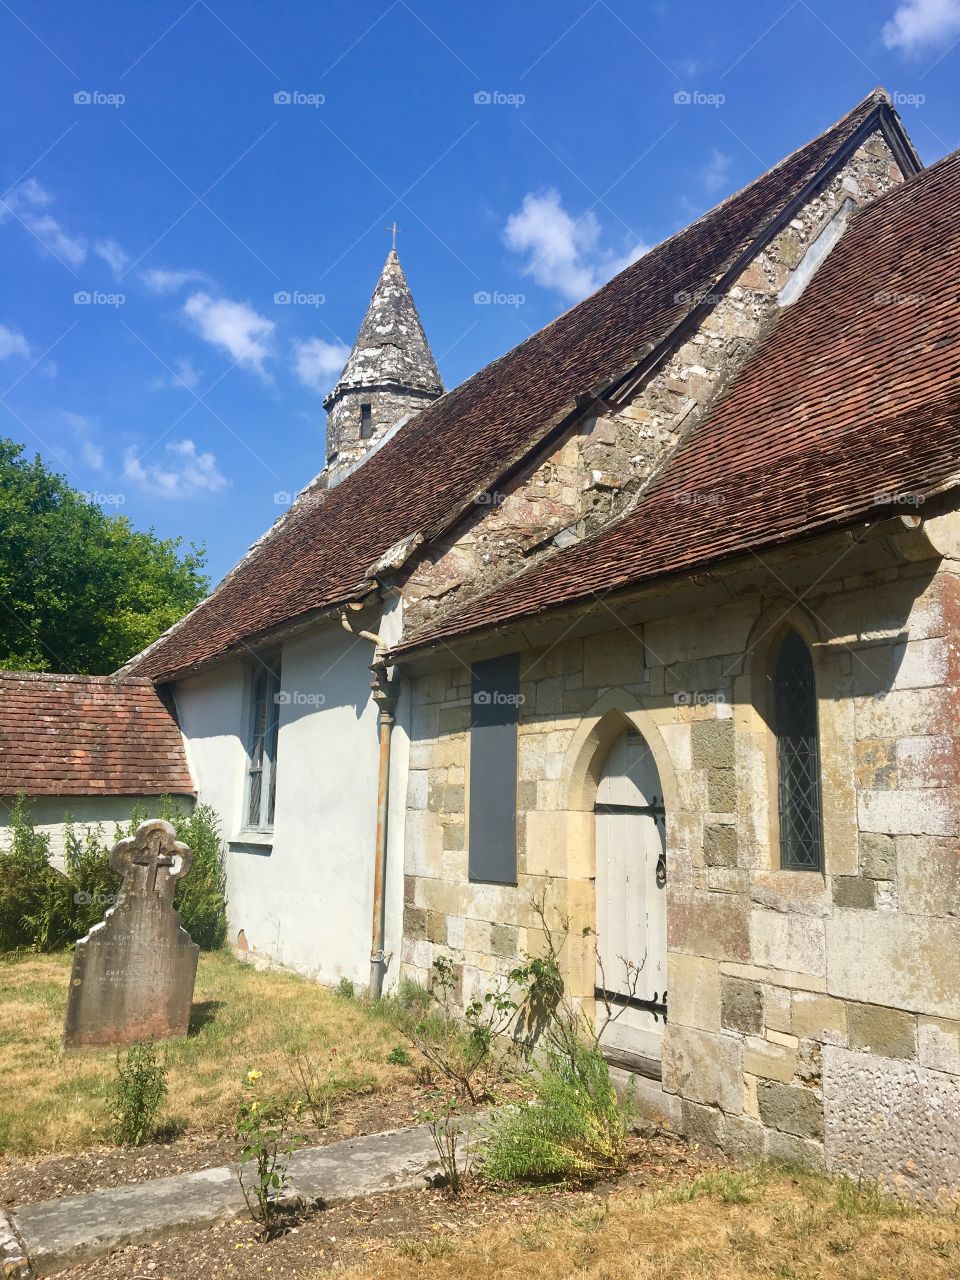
[594, 727, 668, 1068]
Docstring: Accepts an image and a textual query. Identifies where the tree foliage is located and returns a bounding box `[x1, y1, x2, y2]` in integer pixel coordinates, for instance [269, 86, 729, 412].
[0, 438, 207, 674]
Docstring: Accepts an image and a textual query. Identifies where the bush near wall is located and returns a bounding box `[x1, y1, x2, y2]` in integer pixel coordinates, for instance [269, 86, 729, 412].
[0, 794, 227, 953]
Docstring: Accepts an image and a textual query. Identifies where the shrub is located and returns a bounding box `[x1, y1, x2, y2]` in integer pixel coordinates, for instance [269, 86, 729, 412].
[111, 1042, 168, 1145]
[0, 794, 227, 954]
[398, 954, 520, 1105]
[122, 799, 227, 950]
[0, 794, 73, 951]
[481, 1041, 628, 1182]
[63, 818, 121, 938]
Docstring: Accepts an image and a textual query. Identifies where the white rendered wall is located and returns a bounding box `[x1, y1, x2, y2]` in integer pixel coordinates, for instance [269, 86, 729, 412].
[172, 619, 398, 988]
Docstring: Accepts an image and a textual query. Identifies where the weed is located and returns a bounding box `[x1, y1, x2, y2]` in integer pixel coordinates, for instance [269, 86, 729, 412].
[386, 1045, 412, 1066]
[417, 1089, 474, 1195]
[235, 1068, 306, 1239]
[110, 1043, 168, 1145]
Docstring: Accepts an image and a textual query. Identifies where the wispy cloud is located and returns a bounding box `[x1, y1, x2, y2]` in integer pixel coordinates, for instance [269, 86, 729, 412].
[141, 266, 212, 294]
[700, 149, 733, 195]
[94, 238, 130, 278]
[503, 189, 648, 302]
[149, 357, 201, 392]
[123, 439, 229, 498]
[292, 337, 349, 391]
[60, 410, 104, 471]
[0, 325, 31, 359]
[0, 179, 87, 267]
[882, 0, 960, 52]
[182, 292, 274, 377]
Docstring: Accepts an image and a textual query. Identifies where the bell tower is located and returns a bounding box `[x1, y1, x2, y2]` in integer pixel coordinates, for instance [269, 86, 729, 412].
[323, 242, 443, 482]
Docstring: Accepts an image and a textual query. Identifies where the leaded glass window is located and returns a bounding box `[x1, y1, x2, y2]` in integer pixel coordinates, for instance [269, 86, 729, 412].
[246, 660, 281, 830]
[773, 631, 823, 872]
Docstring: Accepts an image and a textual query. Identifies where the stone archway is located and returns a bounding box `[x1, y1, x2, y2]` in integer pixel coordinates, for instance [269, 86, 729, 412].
[555, 690, 680, 1068]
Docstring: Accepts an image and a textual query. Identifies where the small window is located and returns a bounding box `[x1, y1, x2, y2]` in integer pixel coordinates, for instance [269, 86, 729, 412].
[773, 631, 823, 871]
[246, 659, 281, 830]
[360, 402, 373, 438]
[468, 655, 519, 884]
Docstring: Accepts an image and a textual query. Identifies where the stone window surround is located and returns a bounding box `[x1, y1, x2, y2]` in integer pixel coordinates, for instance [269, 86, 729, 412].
[733, 601, 829, 886]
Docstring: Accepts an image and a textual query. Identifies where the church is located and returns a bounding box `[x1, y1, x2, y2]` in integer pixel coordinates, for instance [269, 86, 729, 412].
[8, 87, 957, 1196]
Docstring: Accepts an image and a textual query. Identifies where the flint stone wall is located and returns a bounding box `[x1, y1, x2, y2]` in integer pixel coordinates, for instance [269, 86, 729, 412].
[402, 132, 905, 632]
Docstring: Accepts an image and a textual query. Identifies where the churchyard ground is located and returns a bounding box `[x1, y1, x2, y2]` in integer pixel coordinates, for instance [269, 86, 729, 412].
[51, 1154, 960, 1279]
[2, 951, 960, 1277]
[0, 950, 426, 1196]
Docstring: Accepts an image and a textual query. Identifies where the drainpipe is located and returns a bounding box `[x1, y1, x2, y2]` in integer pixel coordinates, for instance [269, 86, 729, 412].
[369, 658, 399, 999]
[340, 608, 399, 1000]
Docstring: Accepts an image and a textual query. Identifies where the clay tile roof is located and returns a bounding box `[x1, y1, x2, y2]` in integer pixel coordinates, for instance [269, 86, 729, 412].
[0, 673, 194, 798]
[396, 145, 960, 653]
[126, 90, 908, 683]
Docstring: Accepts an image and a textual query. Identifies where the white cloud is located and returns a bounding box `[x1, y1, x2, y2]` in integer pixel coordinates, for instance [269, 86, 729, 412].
[123, 439, 228, 499]
[292, 337, 349, 391]
[882, 0, 960, 51]
[503, 189, 648, 302]
[81, 440, 105, 471]
[60, 411, 104, 471]
[0, 180, 87, 267]
[0, 325, 31, 359]
[700, 149, 733, 195]
[149, 357, 201, 392]
[182, 292, 274, 377]
[94, 238, 130, 277]
[141, 266, 211, 294]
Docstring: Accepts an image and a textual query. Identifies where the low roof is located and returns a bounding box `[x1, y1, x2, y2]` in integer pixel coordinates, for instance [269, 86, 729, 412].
[396, 146, 960, 654]
[125, 91, 907, 683]
[0, 673, 194, 798]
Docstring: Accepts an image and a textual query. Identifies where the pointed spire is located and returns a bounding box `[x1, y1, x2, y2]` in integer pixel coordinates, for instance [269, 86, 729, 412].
[325, 248, 442, 408]
[322, 247, 443, 479]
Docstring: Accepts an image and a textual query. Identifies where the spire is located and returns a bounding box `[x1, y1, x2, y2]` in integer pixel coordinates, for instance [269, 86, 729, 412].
[326, 250, 443, 407]
[322, 247, 443, 480]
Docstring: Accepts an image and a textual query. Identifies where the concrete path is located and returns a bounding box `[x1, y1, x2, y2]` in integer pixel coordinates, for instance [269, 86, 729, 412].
[11, 1123, 445, 1277]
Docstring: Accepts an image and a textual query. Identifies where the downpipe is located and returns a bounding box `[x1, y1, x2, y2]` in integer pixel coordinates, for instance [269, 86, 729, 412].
[369, 657, 398, 1000]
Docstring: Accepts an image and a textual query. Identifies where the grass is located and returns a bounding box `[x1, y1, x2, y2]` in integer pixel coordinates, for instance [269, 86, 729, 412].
[325, 1165, 960, 1280]
[0, 951, 413, 1154]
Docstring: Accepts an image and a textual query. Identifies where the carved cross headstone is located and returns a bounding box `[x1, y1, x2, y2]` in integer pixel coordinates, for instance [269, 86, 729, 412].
[63, 819, 200, 1049]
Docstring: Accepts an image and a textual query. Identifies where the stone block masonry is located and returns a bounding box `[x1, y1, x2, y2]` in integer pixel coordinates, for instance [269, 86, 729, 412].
[399, 530, 960, 1202]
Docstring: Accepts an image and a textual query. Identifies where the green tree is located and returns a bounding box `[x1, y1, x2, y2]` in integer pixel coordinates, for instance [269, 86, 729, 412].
[0, 438, 207, 673]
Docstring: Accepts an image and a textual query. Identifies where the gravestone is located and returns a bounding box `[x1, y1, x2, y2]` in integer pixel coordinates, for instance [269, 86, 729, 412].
[63, 819, 199, 1049]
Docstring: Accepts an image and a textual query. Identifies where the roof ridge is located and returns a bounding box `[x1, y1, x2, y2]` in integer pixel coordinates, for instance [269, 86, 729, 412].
[0, 671, 153, 685]
[127, 91, 923, 682]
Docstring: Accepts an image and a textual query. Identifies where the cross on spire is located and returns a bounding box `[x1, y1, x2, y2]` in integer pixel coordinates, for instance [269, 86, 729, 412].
[386, 220, 403, 252]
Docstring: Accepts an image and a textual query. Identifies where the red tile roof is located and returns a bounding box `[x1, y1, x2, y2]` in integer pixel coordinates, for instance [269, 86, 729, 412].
[0, 673, 194, 797]
[127, 91, 910, 682]
[396, 146, 960, 654]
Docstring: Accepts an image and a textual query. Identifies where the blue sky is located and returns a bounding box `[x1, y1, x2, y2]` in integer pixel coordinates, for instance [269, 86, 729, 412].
[2, 0, 958, 585]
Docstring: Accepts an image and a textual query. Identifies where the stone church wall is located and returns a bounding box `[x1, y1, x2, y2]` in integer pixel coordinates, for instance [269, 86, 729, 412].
[399, 542, 960, 1203]
[402, 131, 906, 630]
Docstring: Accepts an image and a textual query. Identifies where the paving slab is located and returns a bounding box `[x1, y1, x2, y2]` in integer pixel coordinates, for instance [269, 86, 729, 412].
[13, 1123, 442, 1277]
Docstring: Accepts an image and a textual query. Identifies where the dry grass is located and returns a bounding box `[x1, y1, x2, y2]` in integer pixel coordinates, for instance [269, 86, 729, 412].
[327, 1167, 960, 1280]
[0, 951, 413, 1154]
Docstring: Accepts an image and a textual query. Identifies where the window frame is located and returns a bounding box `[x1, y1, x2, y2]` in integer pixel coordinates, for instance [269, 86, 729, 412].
[771, 629, 824, 873]
[244, 657, 282, 834]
